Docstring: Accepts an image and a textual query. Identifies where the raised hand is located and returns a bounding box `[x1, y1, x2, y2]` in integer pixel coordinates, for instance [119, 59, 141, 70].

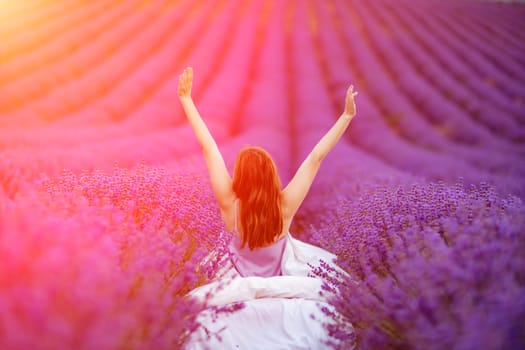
[178, 67, 193, 99]
[344, 85, 358, 118]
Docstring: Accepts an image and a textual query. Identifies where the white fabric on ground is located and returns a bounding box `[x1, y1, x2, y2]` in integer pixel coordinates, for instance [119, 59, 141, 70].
[185, 234, 353, 350]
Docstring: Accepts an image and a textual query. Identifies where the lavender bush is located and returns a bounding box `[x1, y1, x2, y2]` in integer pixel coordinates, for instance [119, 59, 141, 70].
[0, 165, 231, 350]
[306, 180, 525, 349]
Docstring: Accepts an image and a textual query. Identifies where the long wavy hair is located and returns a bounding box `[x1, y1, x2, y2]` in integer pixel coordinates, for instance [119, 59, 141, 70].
[232, 146, 283, 250]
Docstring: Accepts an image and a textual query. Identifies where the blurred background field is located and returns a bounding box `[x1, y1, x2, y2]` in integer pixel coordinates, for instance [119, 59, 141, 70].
[0, 1, 524, 349]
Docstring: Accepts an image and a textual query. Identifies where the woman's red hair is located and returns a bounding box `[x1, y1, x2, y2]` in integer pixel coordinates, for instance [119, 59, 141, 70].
[232, 146, 283, 250]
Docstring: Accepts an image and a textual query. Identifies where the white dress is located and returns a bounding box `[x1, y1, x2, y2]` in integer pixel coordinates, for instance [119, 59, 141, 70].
[185, 233, 354, 350]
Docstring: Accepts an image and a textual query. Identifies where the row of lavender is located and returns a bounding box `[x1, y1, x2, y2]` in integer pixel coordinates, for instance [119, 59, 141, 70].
[0, 0, 279, 196]
[1, 0, 523, 197]
[1, 0, 524, 349]
[325, 0, 524, 197]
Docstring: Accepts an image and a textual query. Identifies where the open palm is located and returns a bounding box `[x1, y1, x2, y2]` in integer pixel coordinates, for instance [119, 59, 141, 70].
[344, 85, 358, 117]
[178, 67, 193, 98]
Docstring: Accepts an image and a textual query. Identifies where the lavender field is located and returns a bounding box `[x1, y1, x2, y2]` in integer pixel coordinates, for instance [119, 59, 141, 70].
[1, 0, 524, 349]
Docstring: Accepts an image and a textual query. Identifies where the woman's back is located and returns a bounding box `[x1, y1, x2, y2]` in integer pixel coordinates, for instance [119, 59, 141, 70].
[229, 234, 287, 277]
[229, 199, 288, 277]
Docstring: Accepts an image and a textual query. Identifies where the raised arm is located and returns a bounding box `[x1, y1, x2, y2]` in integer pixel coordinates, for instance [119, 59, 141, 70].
[282, 85, 358, 220]
[178, 67, 235, 209]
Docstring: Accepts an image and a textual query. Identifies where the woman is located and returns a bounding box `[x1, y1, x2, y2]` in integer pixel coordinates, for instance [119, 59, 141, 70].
[178, 67, 357, 276]
[179, 67, 357, 349]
